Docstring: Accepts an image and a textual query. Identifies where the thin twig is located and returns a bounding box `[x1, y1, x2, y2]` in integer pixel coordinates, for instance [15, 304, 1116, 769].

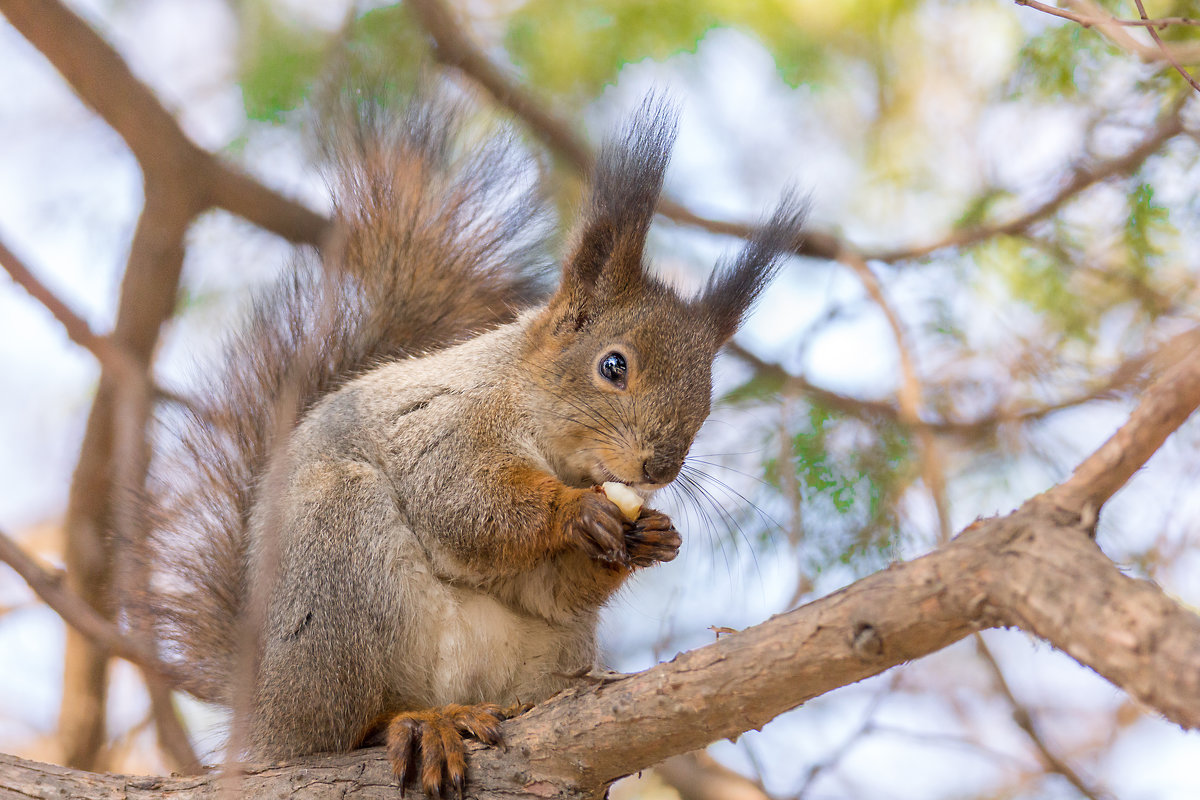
[793, 680, 892, 800]
[975, 635, 1109, 800]
[1017, 0, 1200, 63]
[837, 248, 952, 542]
[1016, 0, 1200, 30]
[871, 94, 1187, 262]
[1132, 0, 1200, 93]
[725, 331, 1167, 438]
[0, 525, 203, 695]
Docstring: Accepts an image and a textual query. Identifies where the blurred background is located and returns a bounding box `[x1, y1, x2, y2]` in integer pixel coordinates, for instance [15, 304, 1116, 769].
[2, 0, 1200, 798]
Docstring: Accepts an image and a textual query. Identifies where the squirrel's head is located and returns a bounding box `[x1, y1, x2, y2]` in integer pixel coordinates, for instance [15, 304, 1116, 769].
[525, 97, 807, 492]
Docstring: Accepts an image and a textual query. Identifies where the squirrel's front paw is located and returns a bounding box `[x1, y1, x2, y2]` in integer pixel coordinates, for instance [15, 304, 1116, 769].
[625, 509, 682, 567]
[567, 489, 629, 568]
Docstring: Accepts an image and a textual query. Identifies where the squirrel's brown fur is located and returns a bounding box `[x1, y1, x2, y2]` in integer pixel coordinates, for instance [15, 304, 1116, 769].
[143, 88, 804, 796]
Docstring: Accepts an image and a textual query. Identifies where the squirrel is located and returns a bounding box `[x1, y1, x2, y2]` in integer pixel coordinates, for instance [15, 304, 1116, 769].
[141, 86, 805, 798]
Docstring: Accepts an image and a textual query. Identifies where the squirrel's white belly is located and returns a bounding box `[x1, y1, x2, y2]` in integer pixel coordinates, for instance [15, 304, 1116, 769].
[426, 587, 563, 706]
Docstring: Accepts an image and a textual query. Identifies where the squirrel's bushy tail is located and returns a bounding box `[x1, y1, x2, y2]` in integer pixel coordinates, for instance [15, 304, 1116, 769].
[143, 90, 550, 703]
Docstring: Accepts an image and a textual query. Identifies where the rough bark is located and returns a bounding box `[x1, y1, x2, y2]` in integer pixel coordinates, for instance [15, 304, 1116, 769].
[3, 492, 1199, 798]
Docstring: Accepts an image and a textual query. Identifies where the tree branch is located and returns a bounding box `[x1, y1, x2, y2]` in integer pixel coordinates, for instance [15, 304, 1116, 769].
[1016, 0, 1200, 62]
[871, 94, 1187, 262]
[724, 335, 1159, 439]
[0, 0, 331, 768]
[0, 236, 141, 379]
[4, 322, 1200, 795]
[0, 526, 204, 696]
[974, 635, 1108, 800]
[1015, 0, 1200, 30]
[1132, 0, 1200, 93]
[3, 491, 1199, 797]
[409, 0, 1187, 267]
[0, 0, 330, 247]
[1049, 328, 1200, 514]
[405, 0, 845, 262]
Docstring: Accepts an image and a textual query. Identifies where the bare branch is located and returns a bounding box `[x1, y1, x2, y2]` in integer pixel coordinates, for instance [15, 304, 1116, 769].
[1016, 0, 1200, 63]
[405, 0, 845, 262]
[0, 236, 142, 379]
[1050, 328, 1200, 514]
[0, 0, 330, 247]
[0, 526, 204, 696]
[1132, 0, 1200, 93]
[725, 337, 1155, 438]
[871, 96, 1187, 262]
[837, 248, 952, 541]
[974, 636, 1108, 800]
[1015, 0, 1200, 30]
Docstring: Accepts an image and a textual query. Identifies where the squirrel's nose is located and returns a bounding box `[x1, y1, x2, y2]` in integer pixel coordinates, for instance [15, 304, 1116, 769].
[641, 455, 682, 485]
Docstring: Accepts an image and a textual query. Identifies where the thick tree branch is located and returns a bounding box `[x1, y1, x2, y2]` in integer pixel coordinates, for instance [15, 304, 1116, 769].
[3, 492, 1199, 797]
[0, 0, 331, 768]
[0, 236, 202, 772]
[5, 319, 1200, 794]
[4, 0, 1199, 793]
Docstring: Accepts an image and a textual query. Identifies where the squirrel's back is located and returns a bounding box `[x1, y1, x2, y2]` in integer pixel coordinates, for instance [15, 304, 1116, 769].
[143, 90, 550, 702]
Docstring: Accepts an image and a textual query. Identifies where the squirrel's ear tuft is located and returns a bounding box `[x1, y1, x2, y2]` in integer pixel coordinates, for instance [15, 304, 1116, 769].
[700, 191, 808, 344]
[555, 95, 679, 326]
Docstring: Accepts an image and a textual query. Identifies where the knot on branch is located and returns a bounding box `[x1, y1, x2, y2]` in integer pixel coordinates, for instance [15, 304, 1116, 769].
[851, 622, 884, 658]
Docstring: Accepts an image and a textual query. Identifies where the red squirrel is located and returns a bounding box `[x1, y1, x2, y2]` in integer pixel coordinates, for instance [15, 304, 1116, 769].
[144, 88, 805, 797]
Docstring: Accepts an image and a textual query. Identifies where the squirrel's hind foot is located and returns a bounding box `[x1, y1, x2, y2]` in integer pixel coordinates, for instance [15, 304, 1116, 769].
[385, 703, 507, 798]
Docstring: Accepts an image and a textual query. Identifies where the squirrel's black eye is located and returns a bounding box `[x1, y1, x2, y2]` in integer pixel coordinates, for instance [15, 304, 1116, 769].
[598, 352, 628, 387]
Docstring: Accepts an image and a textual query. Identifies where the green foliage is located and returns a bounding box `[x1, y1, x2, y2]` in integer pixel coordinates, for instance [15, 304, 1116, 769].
[1015, 22, 1108, 98]
[1157, 0, 1200, 45]
[1125, 183, 1173, 275]
[505, 0, 719, 97]
[504, 0, 917, 97]
[238, 2, 330, 121]
[954, 189, 1013, 231]
[977, 235, 1095, 341]
[339, 5, 428, 85]
[237, 3, 426, 122]
[763, 402, 912, 573]
[720, 368, 788, 405]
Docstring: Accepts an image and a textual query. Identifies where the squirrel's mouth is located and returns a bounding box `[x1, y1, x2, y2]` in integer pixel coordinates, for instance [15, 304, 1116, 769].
[588, 462, 660, 495]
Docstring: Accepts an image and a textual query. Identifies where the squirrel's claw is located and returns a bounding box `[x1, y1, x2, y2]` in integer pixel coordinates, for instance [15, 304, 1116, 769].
[625, 509, 682, 567]
[386, 716, 419, 796]
[571, 490, 629, 567]
[385, 703, 510, 798]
